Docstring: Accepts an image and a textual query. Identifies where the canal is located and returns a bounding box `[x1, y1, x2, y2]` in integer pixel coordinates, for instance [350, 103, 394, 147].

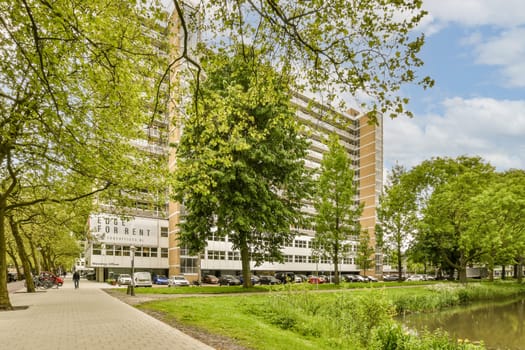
[398, 298, 525, 350]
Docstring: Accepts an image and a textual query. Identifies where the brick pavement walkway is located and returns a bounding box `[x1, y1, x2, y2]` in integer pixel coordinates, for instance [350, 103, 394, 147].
[1, 277, 214, 350]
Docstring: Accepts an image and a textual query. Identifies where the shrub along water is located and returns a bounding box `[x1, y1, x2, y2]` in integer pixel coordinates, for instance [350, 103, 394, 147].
[137, 282, 525, 349]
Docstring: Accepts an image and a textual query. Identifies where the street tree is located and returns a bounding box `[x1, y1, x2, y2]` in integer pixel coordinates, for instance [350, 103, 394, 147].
[172, 0, 433, 123]
[356, 229, 375, 276]
[172, 47, 311, 288]
[0, 0, 168, 310]
[406, 157, 495, 283]
[467, 170, 525, 282]
[312, 134, 362, 285]
[377, 164, 417, 281]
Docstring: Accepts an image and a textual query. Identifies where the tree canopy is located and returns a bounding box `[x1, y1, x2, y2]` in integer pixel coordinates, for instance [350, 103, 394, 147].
[173, 0, 433, 123]
[0, 0, 168, 310]
[312, 133, 362, 285]
[172, 47, 311, 287]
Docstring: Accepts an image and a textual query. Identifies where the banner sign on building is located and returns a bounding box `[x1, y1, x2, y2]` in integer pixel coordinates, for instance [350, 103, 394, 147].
[89, 214, 159, 246]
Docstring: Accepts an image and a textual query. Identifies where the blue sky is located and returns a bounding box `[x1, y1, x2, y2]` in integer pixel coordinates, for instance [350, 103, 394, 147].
[384, 0, 525, 172]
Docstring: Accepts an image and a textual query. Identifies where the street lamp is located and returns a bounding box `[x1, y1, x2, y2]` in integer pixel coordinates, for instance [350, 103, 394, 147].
[127, 245, 136, 296]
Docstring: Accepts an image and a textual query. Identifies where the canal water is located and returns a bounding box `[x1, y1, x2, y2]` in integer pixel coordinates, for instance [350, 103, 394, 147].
[398, 298, 525, 350]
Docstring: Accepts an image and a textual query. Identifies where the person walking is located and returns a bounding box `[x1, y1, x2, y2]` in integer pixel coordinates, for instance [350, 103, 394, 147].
[73, 270, 80, 289]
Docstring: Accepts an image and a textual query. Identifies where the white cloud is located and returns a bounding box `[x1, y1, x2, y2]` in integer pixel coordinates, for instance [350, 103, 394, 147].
[423, 0, 525, 28]
[473, 28, 525, 87]
[384, 97, 525, 171]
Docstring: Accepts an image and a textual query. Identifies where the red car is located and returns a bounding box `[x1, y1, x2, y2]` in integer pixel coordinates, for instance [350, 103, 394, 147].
[308, 276, 325, 284]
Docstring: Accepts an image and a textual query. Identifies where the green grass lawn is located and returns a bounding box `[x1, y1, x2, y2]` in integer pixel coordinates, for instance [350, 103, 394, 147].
[133, 281, 525, 349]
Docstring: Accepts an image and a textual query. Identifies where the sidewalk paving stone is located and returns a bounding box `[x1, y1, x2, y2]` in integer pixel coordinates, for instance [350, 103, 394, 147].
[1, 278, 214, 350]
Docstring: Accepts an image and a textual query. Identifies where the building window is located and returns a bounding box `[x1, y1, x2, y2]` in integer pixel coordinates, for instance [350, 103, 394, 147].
[294, 255, 307, 263]
[123, 246, 130, 257]
[308, 256, 319, 264]
[320, 257, 331, 264]
[92, 244, 101, 255]
[160, 226, 168, 237]
[207, 250, 226, 260]
[228, 251, 240, 261]
[160, 248, 168, 258]
[114, 245, 122, 256]
[150, 247, 158, 257]
[143, 247, 150, 257]
[283, 255, 293, 263]
[294, 240, 307, 248]
[105, 245, 114, 256]
[181, 257, 198, 274]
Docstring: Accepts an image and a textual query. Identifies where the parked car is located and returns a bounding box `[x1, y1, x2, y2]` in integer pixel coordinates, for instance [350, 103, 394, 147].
[406, 274, 426, 281]
[168, 275, 190, 287]
[154, 275, 169, 285]
[364, 275, 378, 282]
[275, 272, 295, 284]
[7, 272, 17, 282]
[352, 275, 368, 282]
[383, 274, 404, 282]
[237, 274, 260, 285]
[133, 271, 152, 287]
[259, 275, 281, 285]
[295, 274, 308, 282]
[342, 274, 357, 282]
[201, 275, 219, 284]
[218, 275, 241, 286]
[308, 275, 325, 284]
[117, 273, 132, 286]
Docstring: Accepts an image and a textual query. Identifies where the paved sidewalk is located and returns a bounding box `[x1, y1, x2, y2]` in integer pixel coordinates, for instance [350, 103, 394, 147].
[1, 277, 214, 350]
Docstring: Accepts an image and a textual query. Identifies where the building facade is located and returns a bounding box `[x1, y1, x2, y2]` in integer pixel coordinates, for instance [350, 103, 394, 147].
[168, 91, 383, 281]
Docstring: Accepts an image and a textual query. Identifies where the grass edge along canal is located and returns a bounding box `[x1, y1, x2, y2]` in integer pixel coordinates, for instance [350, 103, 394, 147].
[135, 281, 525, 349]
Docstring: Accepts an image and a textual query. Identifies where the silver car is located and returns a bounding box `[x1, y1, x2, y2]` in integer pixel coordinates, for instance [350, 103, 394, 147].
[117, 274, 132, 286]
[168, 275, 190, 287]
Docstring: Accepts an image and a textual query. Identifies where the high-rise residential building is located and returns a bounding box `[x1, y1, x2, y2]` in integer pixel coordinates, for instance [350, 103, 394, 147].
[168, 89, 383, 281]
[82, 7, 383, 282]
[81, 12, 172, 282]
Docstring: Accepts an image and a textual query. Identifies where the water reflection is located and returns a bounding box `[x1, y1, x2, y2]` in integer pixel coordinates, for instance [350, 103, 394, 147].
[398, 298, 525, 350]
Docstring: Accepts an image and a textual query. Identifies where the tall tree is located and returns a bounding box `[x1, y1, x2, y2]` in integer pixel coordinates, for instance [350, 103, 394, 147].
[172, 0, 433, 123]
[312, 134, 362, 285]
[377, 164, 417, 281]
[403, 157, 495, 283]
[356, 229, 375, 275]
[172, 47, 311, 288]
[0, 0, 168, 310]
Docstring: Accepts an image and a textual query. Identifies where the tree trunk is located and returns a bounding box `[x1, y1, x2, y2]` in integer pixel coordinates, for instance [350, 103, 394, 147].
[333, 242, 340, 285]
[397, 246, 403, 281]
[458, 253, 467, 284]
[9, 217, 35, 292]
[239, 231, 252, 288]
[0, 203, 13, 310]
[501, 265, 506, 280]
[517, 256, 523, 284]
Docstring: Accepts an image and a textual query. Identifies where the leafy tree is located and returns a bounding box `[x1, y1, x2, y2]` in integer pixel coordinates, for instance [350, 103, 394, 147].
[403, 157, 495, 283]
[377, 164, 417, 281]
[468, 170, 525, 282]
[356, 229, 375, 275]
[0, 0, 168, 310]
[173, 0, 433, 123]
[312, 134, 362, 285]
[172, 47, 311, 288]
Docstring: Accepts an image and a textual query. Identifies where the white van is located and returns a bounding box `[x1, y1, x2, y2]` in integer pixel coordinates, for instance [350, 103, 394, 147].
[133, 271, 152, 287]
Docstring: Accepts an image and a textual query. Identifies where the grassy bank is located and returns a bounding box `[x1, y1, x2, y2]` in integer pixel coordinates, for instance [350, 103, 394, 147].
[135, 282, 525, 349]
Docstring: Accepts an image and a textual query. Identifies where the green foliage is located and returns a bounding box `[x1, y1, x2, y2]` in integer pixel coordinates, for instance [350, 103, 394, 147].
[0, 0, 169, 308]
[378, 164, 417, 276]
[173, 47, 311, 283]
[192, 0, 434, 122]
[312, 134, 362, 283]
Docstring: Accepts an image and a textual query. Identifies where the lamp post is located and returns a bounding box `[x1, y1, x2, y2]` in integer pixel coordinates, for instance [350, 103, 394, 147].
[128, 245, 136, 296]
